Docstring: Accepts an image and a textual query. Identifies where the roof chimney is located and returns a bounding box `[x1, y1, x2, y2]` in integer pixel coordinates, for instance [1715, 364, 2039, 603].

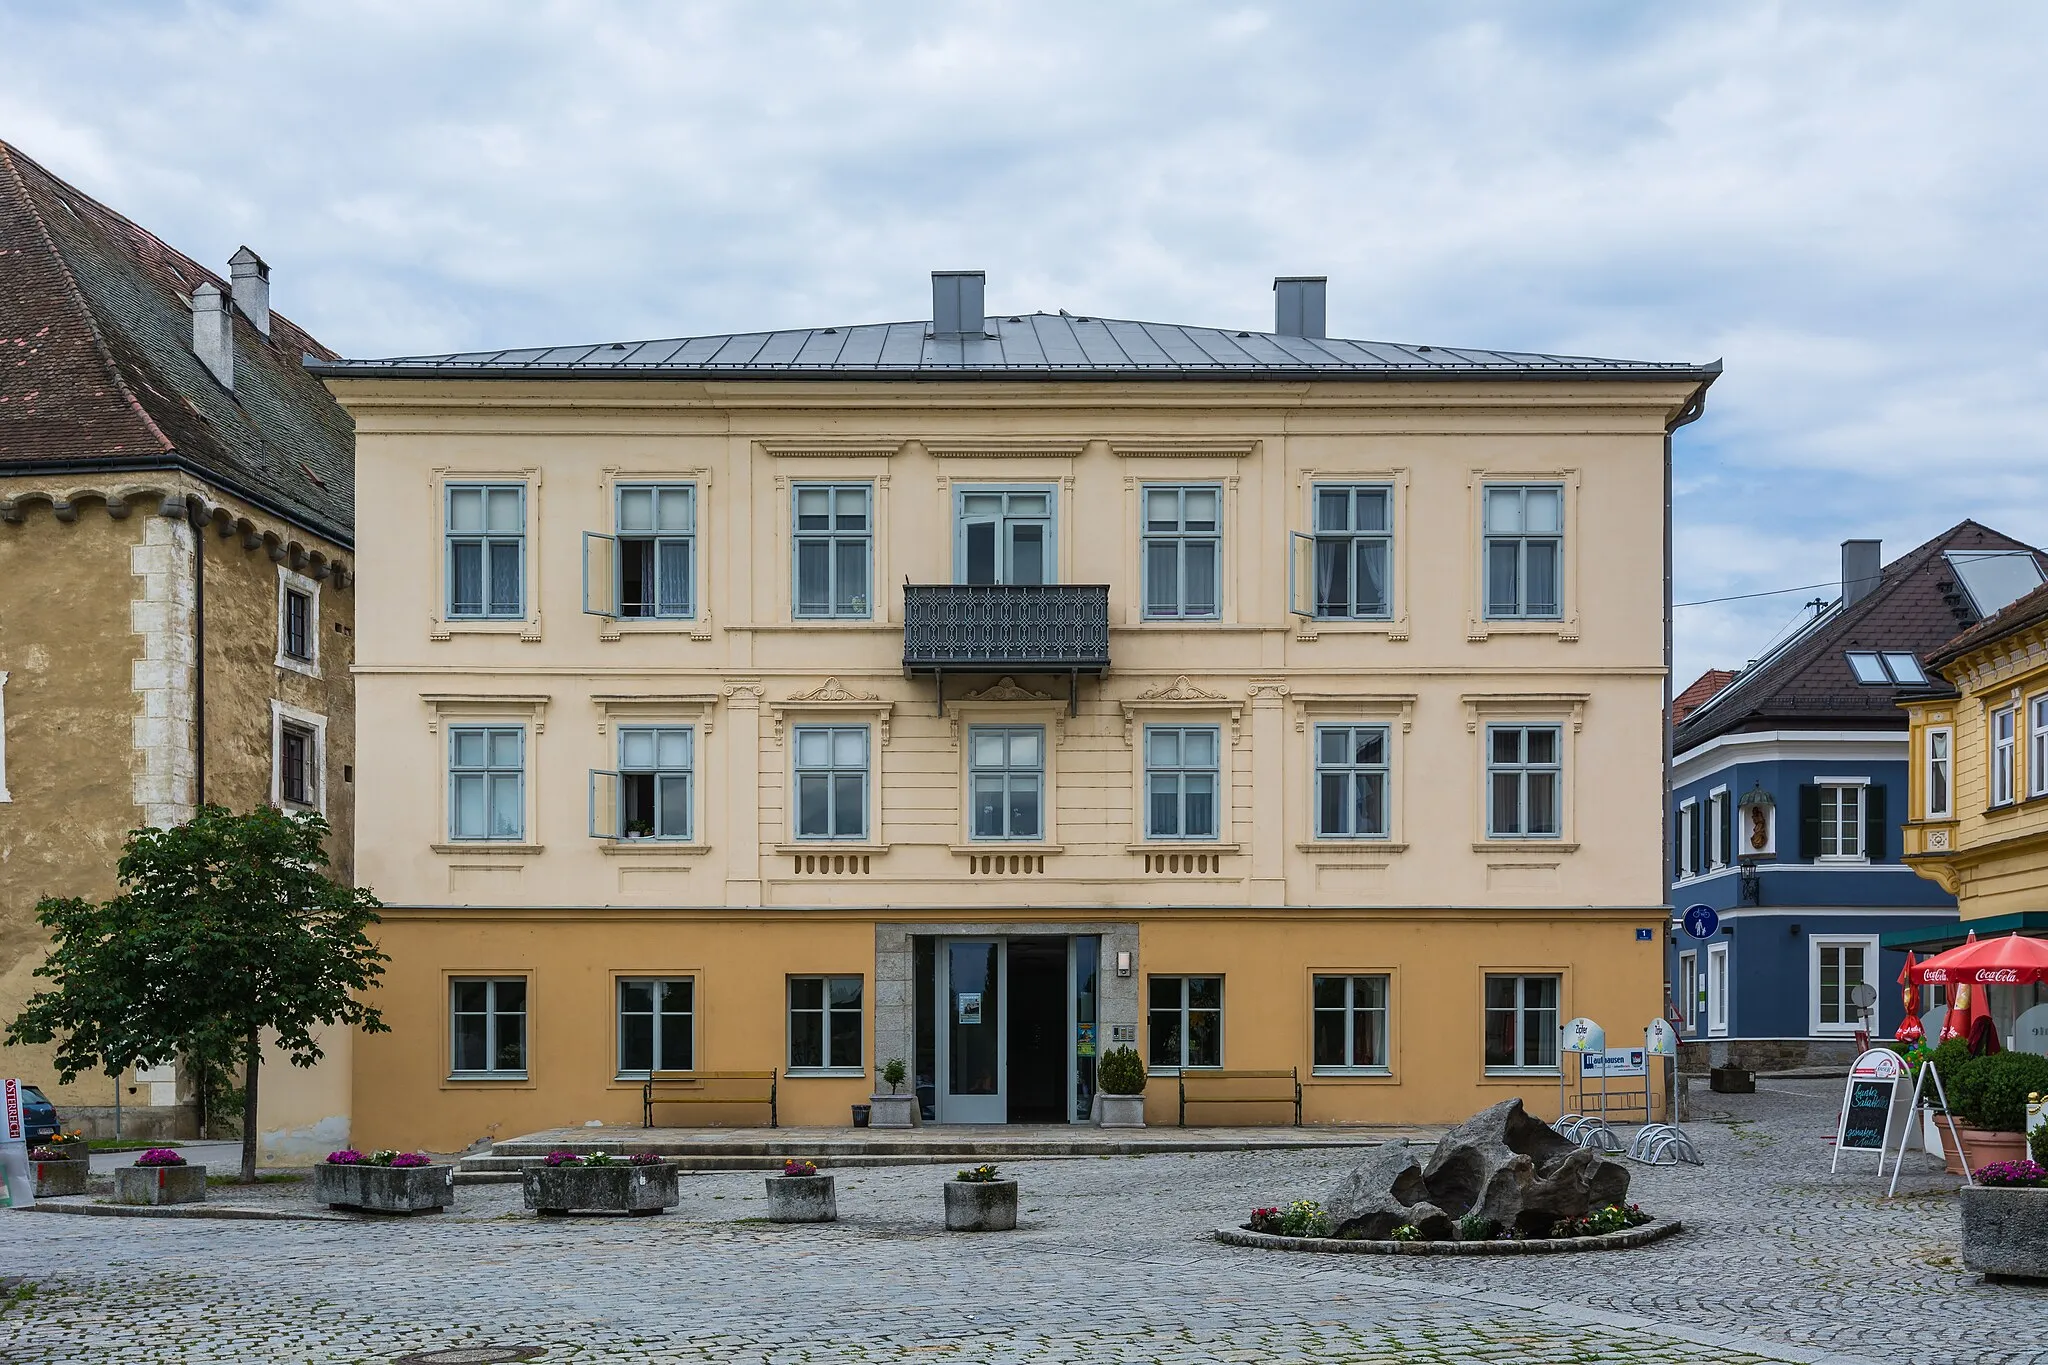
[229, 246, 270, 337]
[191, 281, 233, 389]
[931, 271, 985, 336]
[1273, 276, 1326, 338]
[1842, 539, 1882, 608]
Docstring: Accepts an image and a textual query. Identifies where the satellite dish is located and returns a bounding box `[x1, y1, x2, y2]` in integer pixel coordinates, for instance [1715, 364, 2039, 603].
[1849, 982, 1878, 1010]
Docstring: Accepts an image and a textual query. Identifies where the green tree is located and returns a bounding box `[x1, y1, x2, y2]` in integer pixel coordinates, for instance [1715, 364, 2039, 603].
[6, 805, 389, 1182]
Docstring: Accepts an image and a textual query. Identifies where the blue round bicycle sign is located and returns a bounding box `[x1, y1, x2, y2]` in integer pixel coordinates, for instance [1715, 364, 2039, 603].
[1681, 903, 1720, 940]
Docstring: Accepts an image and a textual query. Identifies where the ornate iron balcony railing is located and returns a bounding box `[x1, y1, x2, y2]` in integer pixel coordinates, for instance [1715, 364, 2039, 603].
[901, 584, 1112, 673]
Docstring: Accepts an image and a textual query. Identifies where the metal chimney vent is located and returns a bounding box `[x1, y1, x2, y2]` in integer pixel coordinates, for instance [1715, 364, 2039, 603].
[1841, 539, 1882, 608]
[1273, 276, 1327, 338]
[191, 281, 233, 390]
[931, 271, 985, 336]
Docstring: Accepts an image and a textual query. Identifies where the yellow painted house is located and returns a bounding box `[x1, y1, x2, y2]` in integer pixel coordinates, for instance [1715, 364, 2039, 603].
[1898, 573, 2048, 1029]
[315, 274, 1717, 1150]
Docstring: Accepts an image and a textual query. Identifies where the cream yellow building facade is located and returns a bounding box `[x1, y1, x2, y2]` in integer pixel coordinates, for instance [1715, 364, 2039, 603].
[319, 275, 1716, 1150]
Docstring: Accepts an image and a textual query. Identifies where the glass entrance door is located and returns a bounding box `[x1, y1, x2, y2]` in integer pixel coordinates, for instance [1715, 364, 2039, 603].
[939, 940, 1005, 1123]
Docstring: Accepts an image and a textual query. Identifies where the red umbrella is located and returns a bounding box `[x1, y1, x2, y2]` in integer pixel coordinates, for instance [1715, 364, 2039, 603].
[1894, 952, 1923, 1043]
[1914, 932, 2048, 987]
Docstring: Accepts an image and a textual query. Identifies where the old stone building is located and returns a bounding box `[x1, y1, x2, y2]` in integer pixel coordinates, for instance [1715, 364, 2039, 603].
[0, 140, 356, 1152]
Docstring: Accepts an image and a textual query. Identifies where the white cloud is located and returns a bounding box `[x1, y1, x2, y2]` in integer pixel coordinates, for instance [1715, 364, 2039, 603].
[4, 0, 2045, 684]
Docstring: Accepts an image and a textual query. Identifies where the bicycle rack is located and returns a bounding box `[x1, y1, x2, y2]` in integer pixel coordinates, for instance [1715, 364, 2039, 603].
[1557, 1116, 1624, 1152]
[1626, 1123, 1703, 1166]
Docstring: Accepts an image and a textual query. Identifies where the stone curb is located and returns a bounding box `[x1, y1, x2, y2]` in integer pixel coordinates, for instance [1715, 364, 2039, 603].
[27, 1199, 354, 1223]
[1214, 1216, 1683, 1255]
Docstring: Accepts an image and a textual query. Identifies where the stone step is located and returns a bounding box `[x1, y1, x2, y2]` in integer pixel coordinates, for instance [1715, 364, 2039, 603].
[482, 1135, 1383, 1160]
[458, 1152, 1104, 1178]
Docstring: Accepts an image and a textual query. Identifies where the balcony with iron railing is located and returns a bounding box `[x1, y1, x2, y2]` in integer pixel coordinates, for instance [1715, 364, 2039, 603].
[901, 584, 1111, 713]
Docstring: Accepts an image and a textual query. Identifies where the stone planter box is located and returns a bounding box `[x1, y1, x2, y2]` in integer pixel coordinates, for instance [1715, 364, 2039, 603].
[316, 1162, 455, 1214]
[114, 1164, 206, 1206]
[523, 1162, 678, 1215]
[944, 1179, 1018, 1232]
[33, 1159, 88, 1198]
[868, 1094, 919, 1128]
[46, 1136, 87, 1162]
[1947, 1127, 2029, 1177]
[1961, 1186, 2048, 1281]
[1709, 1066, 1754, 1094]
[765, 1173, 837, 1222]
[1097, 1094, 1146, 1128]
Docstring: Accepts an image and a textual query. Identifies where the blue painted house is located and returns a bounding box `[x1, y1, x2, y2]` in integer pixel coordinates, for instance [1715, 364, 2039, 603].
[1669, 524, 2046, 1068]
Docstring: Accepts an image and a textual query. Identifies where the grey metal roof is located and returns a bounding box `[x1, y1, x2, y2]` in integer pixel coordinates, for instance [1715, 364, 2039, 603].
[307, 312, 1720, 383]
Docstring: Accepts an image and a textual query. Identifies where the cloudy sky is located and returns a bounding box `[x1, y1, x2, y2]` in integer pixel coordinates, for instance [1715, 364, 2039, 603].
[5, 1, 2044, 682]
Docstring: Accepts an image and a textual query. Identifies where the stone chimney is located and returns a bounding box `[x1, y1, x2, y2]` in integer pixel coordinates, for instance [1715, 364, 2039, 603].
[191, 281, 233, 389]
[229, 246, 270, 337]
[1842, 539, 1882, 608]
[1273, 276, 1327, 338]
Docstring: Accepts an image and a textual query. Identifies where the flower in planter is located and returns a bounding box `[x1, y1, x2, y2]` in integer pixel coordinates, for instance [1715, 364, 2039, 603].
[1277, 1200, 1331, 1238]
[28, 1147, 61, 1162]
[783, 1159, 819, 1178]
[1973, 1159, 2048, 1188]
[1390, 1223, 1420, 1242]
[582, 1151, 621, 1167]
[388, 1152, 432, 1168]
[627, 1153, 662, 1167]
[135, 1148, 186, 1167]
[955, 1163, 1002, 1183]
[1247, 1206, 1287, 1234]
[542, 1150, 586, 1168]
[324, 1149, 366, 1165]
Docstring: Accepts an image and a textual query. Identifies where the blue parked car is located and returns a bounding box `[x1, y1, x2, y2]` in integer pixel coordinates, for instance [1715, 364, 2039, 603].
[19, 1085, 60, 1145]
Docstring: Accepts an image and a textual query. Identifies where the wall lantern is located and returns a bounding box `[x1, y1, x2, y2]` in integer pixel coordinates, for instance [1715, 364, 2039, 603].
[1115, 950, 1133, 978]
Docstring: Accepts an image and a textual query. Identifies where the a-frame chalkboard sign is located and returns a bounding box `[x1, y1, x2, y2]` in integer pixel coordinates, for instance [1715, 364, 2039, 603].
[1832, 1048, 1911, 1173]
[1884, 1052, 1973, 1197]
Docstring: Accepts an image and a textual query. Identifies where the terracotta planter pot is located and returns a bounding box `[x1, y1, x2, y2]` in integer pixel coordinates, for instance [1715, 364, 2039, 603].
[1949, 1127, 2030, 1177]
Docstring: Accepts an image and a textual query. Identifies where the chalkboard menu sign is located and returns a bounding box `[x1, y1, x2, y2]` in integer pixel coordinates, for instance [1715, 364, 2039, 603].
[1840, 1079, 1897, 1151]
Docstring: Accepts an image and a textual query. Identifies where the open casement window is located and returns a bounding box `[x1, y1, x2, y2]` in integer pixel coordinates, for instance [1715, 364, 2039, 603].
[1291, 485, 1392, 620]
[957, 488, 1052, 585]
[589, 726, 695, 840]
[585, 485, 696, 619]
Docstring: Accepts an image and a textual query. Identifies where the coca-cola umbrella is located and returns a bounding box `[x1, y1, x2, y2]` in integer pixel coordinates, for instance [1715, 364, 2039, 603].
[1912, 932, 2048, 987]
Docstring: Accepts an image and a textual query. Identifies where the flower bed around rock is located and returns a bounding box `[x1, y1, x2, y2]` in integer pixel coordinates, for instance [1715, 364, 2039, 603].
[1217, 1216, 1683, 1256]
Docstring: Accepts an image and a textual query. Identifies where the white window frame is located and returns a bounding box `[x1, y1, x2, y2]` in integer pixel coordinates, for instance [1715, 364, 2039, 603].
[1143, 724, 1223, 841]
[1809, 934, 1879, 1037]
[1817, 779, 1867, 862]
[1926, 725, 1953, 819]
[269, 700, 327, 816]
[445, 482, 527, 621]
[0, 670, 13, 803]
[2029, 696, 2048, 799]
[792, 724, 871, 841]
[791, 483, 874, 619]
[1310, 973, 1391, 1075]
[1706, 943, 1729, 1037]
[274, 565, 320, 676]
[1313, 723, 1392, 840]
[1147, 974, 1224, 1072]
[1992, 706, 2017, 807]
[1140, 483, 1224, 621]
[1482, 973, 1561, 1073]
[1676, 949, 1699, 1033]
[449, 977, 527, 1079]
[1676, 798, 1698, 879]
[616, 976, 695, 1079]
[448, 725, 526, 843]
[1706, 786, 1730, 870]
[787, 975, 865, 1074]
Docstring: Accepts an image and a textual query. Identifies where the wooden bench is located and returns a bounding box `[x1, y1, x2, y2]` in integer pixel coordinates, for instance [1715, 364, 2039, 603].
[1177, 1067, 1301, 1127]
[642, 1070, 778, 1129]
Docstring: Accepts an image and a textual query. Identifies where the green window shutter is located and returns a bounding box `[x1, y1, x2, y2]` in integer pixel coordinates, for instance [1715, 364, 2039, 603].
[1719, 796, 1735, 866]
[1673, 813, 1684, 878]
[1864, 783, 1888, 862]
[1691, 807, 1706, 875]
[1798, 785, 1821, 860]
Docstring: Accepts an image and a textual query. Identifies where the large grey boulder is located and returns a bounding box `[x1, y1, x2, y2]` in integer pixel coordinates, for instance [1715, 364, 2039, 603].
[1320, 1100, 1629, 1241]
[1322, 1141, 1453, 1240]
[1421, 1099, 1629, 1235]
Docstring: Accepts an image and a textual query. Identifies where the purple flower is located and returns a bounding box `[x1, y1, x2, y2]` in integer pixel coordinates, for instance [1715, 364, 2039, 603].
[627, 1153, 661, 1167]
[325, 1149, 366, 1165]
[389, 1152, 432, 1168]
[1972, 1158, 2048, 1188]
[542, 1150, 584, 1168]
[135, 1148, 186, 1167]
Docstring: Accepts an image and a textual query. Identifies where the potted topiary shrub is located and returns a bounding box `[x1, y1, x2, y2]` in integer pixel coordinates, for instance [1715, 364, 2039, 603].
[524, 1150, 678, 1216]
[315, 1148, 456, 1215]
[870, 1057, 918, 1128]
[945, 1163, 1017, 1231]
[1950, 1052, 2048, 1174]
[114, 1148, 205, 1205]
[1096, 1045, 1146, 1128]
[765, 1157, 836, 1222]
[1960, 1156, 2048, 1280]
[29, 1145, 86, 1197]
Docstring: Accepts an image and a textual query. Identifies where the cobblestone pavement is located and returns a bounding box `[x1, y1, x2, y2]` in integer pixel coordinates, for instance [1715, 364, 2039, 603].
[0, 1080, 2038, 1364]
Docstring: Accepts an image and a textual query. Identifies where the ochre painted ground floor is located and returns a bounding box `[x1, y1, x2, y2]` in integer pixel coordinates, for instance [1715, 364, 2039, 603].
[350, 906, 1667, 1153]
